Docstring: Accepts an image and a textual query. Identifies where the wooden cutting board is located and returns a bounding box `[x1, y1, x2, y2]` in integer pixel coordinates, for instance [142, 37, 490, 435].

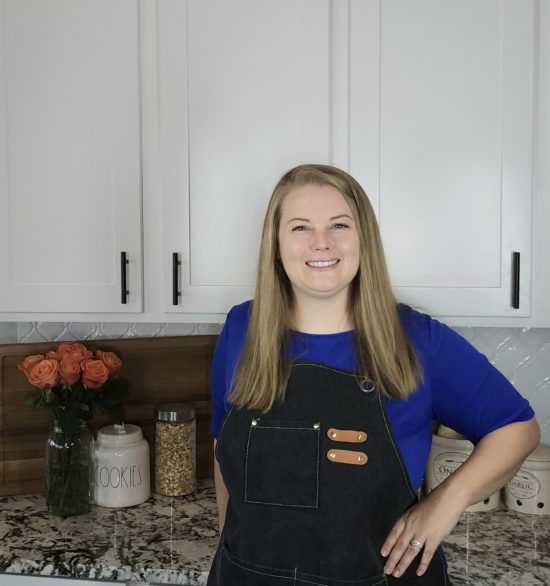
[0, 335, 217, 496]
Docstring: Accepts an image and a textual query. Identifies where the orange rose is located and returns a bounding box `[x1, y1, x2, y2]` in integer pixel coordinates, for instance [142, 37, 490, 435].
[59, 358, 81, 386]
[96, 350, 122, 377]
[27, 359, 60, 389]
[46, 350, 62, 361]
[81, 358, 110, 389]
[17, 354, 45, 377]
[57, 342, 93, 363]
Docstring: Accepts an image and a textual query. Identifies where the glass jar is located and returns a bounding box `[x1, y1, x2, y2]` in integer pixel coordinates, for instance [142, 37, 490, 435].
[45, 419, 93, 517]
[94, 423, 150, 508]
[154, 402, 196, 496]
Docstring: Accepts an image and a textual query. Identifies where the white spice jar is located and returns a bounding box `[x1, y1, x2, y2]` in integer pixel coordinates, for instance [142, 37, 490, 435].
[93, 424, 150, 508]
[505, 444, 550, 515]
[154, 402, 196, 496]
[426, 434, 500, 512]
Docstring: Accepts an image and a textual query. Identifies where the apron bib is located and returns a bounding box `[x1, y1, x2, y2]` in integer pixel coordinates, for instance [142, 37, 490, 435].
[209, 363, 449, 585]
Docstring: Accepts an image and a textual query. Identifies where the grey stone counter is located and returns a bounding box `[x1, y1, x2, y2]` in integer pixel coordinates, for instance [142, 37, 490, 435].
[0, 481, 218, 584]
[1, 480, 549, 585]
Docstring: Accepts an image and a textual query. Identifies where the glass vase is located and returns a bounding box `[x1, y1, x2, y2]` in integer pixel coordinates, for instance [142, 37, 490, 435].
[45, 419, 94, 517]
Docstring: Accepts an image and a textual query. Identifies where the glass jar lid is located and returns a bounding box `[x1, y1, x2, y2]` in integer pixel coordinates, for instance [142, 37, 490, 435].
[154, 402, 195, 423]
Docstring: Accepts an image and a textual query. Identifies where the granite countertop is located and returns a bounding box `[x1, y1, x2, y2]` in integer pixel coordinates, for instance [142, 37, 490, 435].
[1, 479, 549, 585]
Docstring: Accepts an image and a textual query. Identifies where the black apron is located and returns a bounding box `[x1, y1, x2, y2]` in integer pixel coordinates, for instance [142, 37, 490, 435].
[208, 362, 449, 585]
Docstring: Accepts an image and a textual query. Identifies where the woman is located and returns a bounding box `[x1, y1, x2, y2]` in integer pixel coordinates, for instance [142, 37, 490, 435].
[208, 164, 539, 585]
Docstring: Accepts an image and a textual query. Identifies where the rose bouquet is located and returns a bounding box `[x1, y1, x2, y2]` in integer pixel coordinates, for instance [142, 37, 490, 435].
[19, 342, 129, 434]
[18, 342, 129, 516]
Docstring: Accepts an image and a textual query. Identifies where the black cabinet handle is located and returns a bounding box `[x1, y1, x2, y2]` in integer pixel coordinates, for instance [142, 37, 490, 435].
[511, 252, 520, 309]
[172, 252, 181, 305]
[121, 252, 129, 304]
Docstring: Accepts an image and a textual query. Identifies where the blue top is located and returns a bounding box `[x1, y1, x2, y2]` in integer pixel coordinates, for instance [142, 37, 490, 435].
[211, 300, 534, 491]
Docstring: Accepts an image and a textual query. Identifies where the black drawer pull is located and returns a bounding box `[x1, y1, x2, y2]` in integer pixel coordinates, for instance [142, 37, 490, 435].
[511, 252, 520, 309]
[172, 252, 181, 305]
[121, 251, 129, 304]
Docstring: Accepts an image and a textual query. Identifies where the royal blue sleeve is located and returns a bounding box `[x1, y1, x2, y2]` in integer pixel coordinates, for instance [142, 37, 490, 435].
[210, 300, 252, 438]
[210, 318, 229, 439]
[427, 315, 535, 443]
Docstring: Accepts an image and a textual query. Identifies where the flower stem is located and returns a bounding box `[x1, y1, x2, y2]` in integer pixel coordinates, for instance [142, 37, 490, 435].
[58, 432, 73, 516]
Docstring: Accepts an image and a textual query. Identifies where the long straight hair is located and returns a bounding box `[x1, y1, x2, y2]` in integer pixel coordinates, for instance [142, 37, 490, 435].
[228, 164, 421, 412]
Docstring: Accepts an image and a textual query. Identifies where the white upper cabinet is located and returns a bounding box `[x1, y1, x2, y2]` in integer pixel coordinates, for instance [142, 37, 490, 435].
[0, 0, 543, 324]
[0, 0, 142, 313]
[159, 0, 331, 314]
[349, 0, 534, 319]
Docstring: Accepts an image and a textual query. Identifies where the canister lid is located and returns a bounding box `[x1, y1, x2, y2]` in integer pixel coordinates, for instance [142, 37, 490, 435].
[432, 433, 474, 450]
[97, 423, 143, 446]
[154, 402, 195, 423]
[525, 443, 550, 463]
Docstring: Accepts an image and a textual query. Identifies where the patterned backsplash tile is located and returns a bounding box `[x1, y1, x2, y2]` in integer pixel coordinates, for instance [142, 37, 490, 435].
[1, 321, 549, 445]
[453, 326, 550, 445]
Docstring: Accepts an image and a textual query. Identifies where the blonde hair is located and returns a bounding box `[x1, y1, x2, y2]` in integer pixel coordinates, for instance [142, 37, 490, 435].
[228, 164, 421, 411]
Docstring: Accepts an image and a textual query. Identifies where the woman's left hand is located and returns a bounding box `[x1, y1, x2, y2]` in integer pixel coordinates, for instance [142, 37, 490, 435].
[382, 419, 540, 578]
[380, 486, 465, 578]
[380, 418, 540, 578]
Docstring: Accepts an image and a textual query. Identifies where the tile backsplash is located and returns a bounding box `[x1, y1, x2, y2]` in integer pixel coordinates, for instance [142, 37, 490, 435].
[1, 321, 549, 445]
[452, 326, 550, 446]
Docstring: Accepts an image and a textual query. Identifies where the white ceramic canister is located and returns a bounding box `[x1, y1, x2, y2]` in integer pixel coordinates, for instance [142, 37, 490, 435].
[94, 423, 150, 507]
[426, 434, 500, 512]
[505, 444, 550, 515]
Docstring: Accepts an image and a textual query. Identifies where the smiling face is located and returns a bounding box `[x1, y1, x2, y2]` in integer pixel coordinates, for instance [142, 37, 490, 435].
[277, 183, 361, 308]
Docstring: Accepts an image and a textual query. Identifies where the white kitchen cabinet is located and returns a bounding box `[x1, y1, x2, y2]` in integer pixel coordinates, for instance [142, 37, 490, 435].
[0, 0, 544, 326]
[0, 0, 142, 313]
[158, 0, 331, 314]
[349, 0, 534, 321]
[158, 0, 538, 322]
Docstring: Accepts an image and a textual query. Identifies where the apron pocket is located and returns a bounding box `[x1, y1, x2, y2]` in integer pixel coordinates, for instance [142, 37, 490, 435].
[296, 568, 388, 586]
[244, 418, 320, 508]
[219, 544, 388, 586]
[218, 544, 295, 585]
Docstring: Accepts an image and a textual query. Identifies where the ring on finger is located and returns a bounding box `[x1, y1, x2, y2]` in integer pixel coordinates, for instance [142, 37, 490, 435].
[409, 538, 424, 550]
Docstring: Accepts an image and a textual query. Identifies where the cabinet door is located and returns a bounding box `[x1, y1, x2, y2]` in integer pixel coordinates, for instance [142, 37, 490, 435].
[350, 0, 534, 318]
[0, 0, 142, 313]
[160, 0, 331, 314]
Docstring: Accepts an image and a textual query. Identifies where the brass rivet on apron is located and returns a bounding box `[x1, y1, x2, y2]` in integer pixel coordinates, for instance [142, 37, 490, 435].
[358, 434, 364, 441]
[313, 422, 320, 430]
[331, 431, 337, 438]
[251, 419, 258, 426]
[357, 455, 363, 463]
[329, 452, 336, 459]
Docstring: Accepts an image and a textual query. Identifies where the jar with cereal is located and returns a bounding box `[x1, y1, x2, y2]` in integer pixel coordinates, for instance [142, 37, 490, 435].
[154, 402, 196, 496]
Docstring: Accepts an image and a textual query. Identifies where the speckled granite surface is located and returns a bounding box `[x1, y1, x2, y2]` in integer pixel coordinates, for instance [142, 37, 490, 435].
[0, 481, 218, 584]
[444, 506, 550, 585]
[1, 479, 549, 585]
